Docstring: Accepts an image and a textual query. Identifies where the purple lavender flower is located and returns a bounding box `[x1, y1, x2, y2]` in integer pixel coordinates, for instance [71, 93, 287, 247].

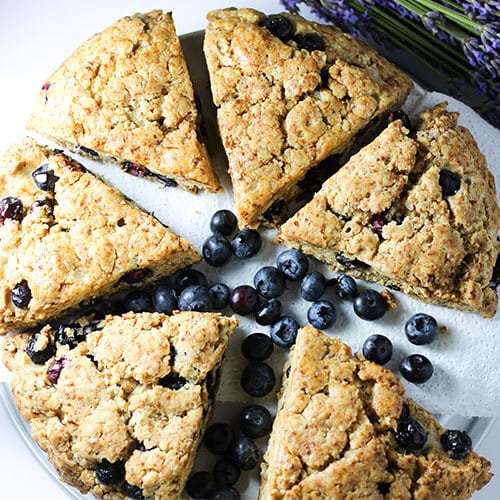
[422, 11, 459, 46]
[280, 0, 302, 14]
[463, 0, 500, 23]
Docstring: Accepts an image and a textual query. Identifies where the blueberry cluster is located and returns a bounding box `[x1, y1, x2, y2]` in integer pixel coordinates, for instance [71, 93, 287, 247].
[361, 311, 439, 384]
[186, 403, 273, 499]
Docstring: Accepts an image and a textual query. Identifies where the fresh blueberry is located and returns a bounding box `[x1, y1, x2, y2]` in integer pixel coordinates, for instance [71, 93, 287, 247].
[392, 110, 412, 130]
[333, 274, 358, 300]
[210, 487, 240, 500]
[362, 334, 393, 365]
[270, 316, 299, 347]
[209, 283, 231, 310]
[232, 436, 260, 470]
[123, 483, 145, 500]
[241, 362, 275, 397]
[239, 404, 273, 438]
[405, 313, 438, 345]
[122, 290, 152, 313]
[253, 266, 286, 299]
[394, 416, 428, 453]
[178, 285, 213, 312]
[186, 471, 217, 499]
[159, 373, 188, 390]
[263, 14, 295, 41]
[10, 280, 32, 308]
[203, 234, 232, 267]
[353, 289, 387, 320]
[440, 429, 472, 460]
[276, 249, 309, 281]
[241, 333, 274, 362]
[231, 229, 262, 259]
[439, 169, 460, 196]
[26, 332, 56, 364]
[153, 285, 177, 314]
[255, 298, 282, 326]
[295, 32, 325, 51]
[210, 210, 238, 236]
[0, 196, 24, 223]
[307, 300, 337, 329]
[95, 459, 125, 486]
[399, 354, 434, 384]
[300, 272, 326, 301]
[213, 458, 240, 487]
[31, 163, 59, 191]
[174, 268, 208, 292]
[204, 423, 236, 455]
[230, 285, 260, 315]
[47, 358, 66, 384]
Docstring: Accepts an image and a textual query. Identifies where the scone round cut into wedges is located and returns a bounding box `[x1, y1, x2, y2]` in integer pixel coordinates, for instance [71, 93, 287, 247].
[279, 103, 500, 317]
[2, 311, 238, 499]
[204, 8, 413, 227]
[0, 138, 200, 334]
[27, 10, 222, 194]
[259, 326, 492, 499]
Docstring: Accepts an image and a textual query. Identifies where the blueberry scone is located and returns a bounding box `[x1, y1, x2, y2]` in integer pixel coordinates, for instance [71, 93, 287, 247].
[204, 8, 413, 227]
[0, 138, 200, 334]
[259, 326, 492, 499]
[27, 10, 222, 193]
[2, 311, 238, 499]
[279, 103, 500, 317]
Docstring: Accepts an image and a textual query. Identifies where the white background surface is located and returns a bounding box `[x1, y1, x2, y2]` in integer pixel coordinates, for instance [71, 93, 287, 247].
[0, 0, 498, 498]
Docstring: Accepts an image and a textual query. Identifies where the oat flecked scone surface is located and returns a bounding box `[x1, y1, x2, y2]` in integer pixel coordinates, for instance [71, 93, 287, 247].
[0, 138, 200, 334]
[279, 103, 500, 317]
[259, 326, 492, 499]
[2, 311, 238, 499]
[204, 8, 413, 227]
[27, 10, 222, 193]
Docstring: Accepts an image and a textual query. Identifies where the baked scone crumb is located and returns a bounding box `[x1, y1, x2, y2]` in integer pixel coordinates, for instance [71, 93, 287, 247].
[259, 326, 492, 499]
[279, 103, 500, 317]
[2, 311, 238, 499]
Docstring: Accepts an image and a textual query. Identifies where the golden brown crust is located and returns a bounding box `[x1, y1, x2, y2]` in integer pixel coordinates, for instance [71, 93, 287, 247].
[27, 10, 222, 193]
[259, 326, 492, 499]
[0, 138, 200, 334]
[204, 8, 413, 227]
[2, 311, 238, 498]
[279, 103, 500, 317]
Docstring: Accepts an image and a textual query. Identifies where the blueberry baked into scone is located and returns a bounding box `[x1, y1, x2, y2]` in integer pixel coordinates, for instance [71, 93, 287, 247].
[0, 138, 200, 334]
[204, 8, 413, 228]
[2, 311, 238, 499]
[279, 103, 500, 317]
[259, 326, 492, 499]
[27, 10, 222, 193]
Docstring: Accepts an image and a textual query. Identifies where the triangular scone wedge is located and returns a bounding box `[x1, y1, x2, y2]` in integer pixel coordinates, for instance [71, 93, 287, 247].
[3, 311, 238, 499]
[279, 103, 500, 317]
[204, 8, 413, 227]
[260, 326, 492, 499]
[27, 10, 222, 193]
[0, 138, 200, 334]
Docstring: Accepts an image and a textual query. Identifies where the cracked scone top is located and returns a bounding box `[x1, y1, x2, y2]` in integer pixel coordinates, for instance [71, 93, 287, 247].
[2, 311, 238, 499]
[279, 103, 500, 317]
[259, 326, 492, 499]
[0, 138, 200, 334]
[204, 8, 413, 227]
[27, 10, 222, 193]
